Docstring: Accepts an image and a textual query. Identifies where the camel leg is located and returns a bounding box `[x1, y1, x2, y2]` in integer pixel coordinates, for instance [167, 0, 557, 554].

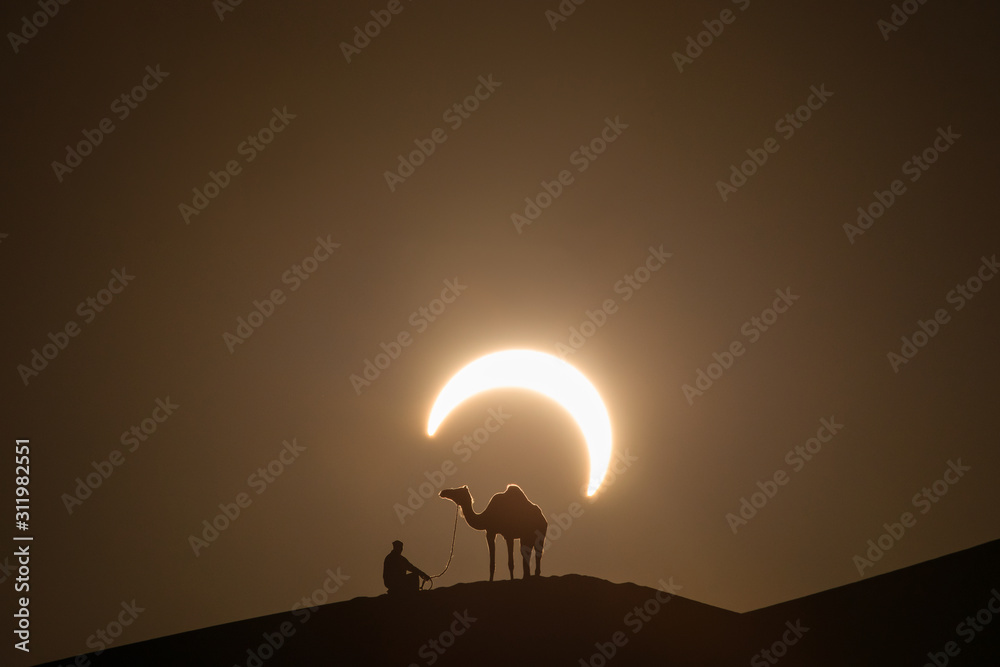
[487, 531, 496, 582]
[505, 537, 515, 580]
[519, 540, 532, 579]
[533, 528, 545, 576]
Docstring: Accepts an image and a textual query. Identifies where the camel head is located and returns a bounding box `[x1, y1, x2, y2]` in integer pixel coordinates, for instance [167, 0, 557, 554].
[439, 486, 472, 506]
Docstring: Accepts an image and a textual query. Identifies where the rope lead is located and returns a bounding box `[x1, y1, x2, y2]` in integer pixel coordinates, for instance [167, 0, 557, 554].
[420, 505, 459, 590]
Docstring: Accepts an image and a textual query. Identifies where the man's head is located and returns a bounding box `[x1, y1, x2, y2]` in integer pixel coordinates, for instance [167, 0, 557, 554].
[392, 540, 403, 553]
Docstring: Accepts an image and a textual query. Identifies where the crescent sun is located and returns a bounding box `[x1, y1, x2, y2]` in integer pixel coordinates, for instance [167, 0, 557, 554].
[427, 350, 613, 496]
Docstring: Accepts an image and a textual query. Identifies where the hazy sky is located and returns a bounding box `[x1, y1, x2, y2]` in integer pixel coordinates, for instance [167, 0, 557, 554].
[3, 0, 999, 663]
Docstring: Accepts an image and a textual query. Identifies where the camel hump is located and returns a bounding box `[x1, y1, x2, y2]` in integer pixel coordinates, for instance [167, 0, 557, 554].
[503, 484, 527, 501]
[501, 485, 541, 518]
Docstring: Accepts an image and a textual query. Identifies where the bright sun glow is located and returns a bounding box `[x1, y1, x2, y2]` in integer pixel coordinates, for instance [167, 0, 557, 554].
[427, 350, 613, 496]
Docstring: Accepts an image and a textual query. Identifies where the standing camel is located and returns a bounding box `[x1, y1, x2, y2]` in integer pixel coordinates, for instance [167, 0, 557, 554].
[439, 484, 547, 581]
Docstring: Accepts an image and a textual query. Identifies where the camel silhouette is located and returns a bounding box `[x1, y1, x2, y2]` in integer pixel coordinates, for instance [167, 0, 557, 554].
[439, 484, 547, 581]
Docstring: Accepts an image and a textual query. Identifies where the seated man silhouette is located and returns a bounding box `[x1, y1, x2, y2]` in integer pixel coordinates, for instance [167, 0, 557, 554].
[383, 540, 430, 595]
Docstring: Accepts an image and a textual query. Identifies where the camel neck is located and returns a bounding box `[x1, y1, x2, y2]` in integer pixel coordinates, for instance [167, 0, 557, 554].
[460, 499, 488, 531]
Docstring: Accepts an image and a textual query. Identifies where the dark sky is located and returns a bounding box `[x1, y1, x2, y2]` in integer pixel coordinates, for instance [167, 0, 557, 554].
[3, 0, 999, 663]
